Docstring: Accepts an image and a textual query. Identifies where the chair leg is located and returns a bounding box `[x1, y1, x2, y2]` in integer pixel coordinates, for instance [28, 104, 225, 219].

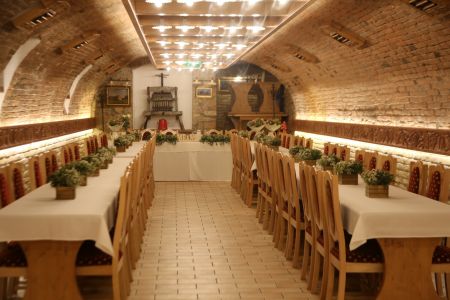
[307, 246, 317, 290]
[319, 253, 329, 300]
[310, 249, 321, 294]
[292, 227, 302, 269]
[336, 270, 346, 300]
[326, 264, 335, 300]
[301, 240, 311, 280]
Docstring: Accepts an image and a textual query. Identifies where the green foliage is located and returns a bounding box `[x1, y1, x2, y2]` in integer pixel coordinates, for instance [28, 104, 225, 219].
[238, 130, 249, 138]
[295, 148, 322, 161]
[289, 146, 304, 157]
[97, 147, 114, 161]
[361, 169, 394, 185]
[64, 160, 95, 176]
[49, 168, 80, 187]
[334, 160, 363, 175]
[317, 155, 341, 168]
[114, 136, 128, 147]
[156, 133, 178, 145]
[200, 134, 230, 145]
[261, 136, 281, 147]
[81, 155, 102, 169]
[247, 118, 264, 128]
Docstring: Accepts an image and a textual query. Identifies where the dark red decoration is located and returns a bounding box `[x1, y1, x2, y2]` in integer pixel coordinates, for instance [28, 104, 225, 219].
[426, 171, 441, 200]
[0, 174, 11, 207]
[12, 168, 25, 199]
[33, 161, 42, 187]
[408, 167, 420, 194]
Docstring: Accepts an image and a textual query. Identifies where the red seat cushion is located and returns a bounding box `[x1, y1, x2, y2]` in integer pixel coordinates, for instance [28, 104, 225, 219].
[76, 241, 112, 266]
[433, 245, 450, 264]
[0, 244, 27, 267]
[331, 238, 383, 263]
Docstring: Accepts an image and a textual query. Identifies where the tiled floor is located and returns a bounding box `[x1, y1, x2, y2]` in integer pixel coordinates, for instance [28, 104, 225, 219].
[127, 181, 317, 300]
[80, 181, 374, 300]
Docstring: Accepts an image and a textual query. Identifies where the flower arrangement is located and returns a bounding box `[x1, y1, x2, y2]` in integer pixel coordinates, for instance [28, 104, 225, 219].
[361, 169, 394, 186]
[49, 168, 80, 187]
[294, 148, 322, 162]
[317, 155, 341, 170]
[254, 131, 267, 143]
[64, 160, 95, 186]
[334, 160, 363, 175]
[81, 155, 102, 175]
[247, 118, 265, 129]
[238, 130, 249, 138]
[156, 133, 178, 145]
[97, 147, 114, 164]
[108, 114, 131, 131]
[114, 136, 128, 151]
[289, 146, 304, 157]
[200, 134, 230, 145]
[262, 136, 281, 149]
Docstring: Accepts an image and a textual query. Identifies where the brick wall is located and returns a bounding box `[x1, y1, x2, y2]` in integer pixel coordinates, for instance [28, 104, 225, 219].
[244, 0, 450, 130]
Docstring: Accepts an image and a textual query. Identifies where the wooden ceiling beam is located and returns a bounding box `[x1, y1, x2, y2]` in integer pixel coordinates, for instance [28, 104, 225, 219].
[134, 0, 302, 16]
[138, 15, 282, 26]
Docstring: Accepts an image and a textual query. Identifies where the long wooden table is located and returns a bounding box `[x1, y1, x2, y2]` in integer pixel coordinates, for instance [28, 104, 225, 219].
[0, 145, 146, 299]
[338, 180, 450, 300]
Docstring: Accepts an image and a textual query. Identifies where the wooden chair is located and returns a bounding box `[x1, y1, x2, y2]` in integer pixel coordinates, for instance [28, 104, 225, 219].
[308, 168, 329, 297]
[85, 138, 93, 155]
[364, 151, 378, 170]
[299, 163, 315, 285]
[376, 154, 397, 175]
[8, 162, 26, 201]
[254, 143, 265, 221]
[407, 161, 428, 196]
[0, 166, 13, 208]
[93, 135, 100, 152]
[354, 150, 365, 164]
[284, 155, 304, 268]
[337, 146, 350, 161]
[161, 129, 177, 136]
[28, 155, 46, 191]
[280, 133, 288, 148]
[241, 138, 257, 207]
[285, 134, 293, 149]
[100, 132, 108, 147]
[323, 143, 331, 156]
[425, 164, 450, 203]
[76, 171, 132, 300]
[206, 129, 221, 135]
[292, 136, 301, 148]
[329, 144, 338, 156]
[321, 171, 384, 300]
[305, 138, 313, 149]
[263, 147, 277, 234]
[273, 152, 290, 253]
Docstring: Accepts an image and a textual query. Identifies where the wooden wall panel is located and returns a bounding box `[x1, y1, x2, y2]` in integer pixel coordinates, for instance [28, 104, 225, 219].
[0, 118, 96, 150]
[295, 120, 450, 156]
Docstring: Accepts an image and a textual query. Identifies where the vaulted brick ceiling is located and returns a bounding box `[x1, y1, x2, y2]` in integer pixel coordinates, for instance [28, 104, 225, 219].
[0, 0, 146, 126]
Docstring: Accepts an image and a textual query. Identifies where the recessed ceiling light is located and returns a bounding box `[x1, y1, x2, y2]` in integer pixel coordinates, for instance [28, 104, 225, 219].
[199, 26, 218, 33]
[157, 41, 171, 46]
[161, 53, 172, 58]
[163, 60, 172, 65]
[176, 53, 187, 58]
[252, 14, 261, 17]
[176, 25, 195, 32]
[247, 26, 265, 33]
[145, 0, 171, 8]
[233, 44, 246, 50]
[152, 25, 172, 32]
[175, 41, 189, 48]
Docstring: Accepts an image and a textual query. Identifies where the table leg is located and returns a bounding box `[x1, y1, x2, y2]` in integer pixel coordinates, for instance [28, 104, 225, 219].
[377, 238, 440, 300]
[20, 241, 83, 300]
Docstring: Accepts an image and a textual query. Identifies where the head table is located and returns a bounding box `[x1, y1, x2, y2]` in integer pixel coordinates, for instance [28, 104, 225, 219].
[251, 141, 450, 300]
[0, 142, 147, 300]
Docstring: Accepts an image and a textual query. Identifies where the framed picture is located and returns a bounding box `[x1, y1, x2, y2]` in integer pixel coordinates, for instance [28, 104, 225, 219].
[106, 86, 131, 106]
[196, 87, 212, 98]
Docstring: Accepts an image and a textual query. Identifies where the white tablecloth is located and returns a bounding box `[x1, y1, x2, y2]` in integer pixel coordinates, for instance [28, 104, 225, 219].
[115, 141, 147, 158]
[154, 142, 232, 181]
[0, 158, 133, 255]
[339, 179, 450, 250]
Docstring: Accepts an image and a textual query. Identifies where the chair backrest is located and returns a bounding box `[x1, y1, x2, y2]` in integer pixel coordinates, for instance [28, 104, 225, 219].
[292, 136, 300, 147]
[321, 171, 346, 261]
[274, 152, 288, 203]
[260, 145, 269, 186]
[305, 138, 313, 149]
[206, 129, 221, 135]
[254, 142, 263, 180]
[298, 162, 313, 225]
[354, 149, 365, 164]
[285, 134, 292, 149]
[376, 154, 397, 175]
[284, 155, 300, 220]
[264, 146, 274, 190]
[8, 162, 26, 200]
[323, 142, 331, 155]
[329, 144, 338, 156]
[408, 161, 428, 196]
[364, 151, 378, 170]
[74, 144, 81, 160]
[93, 135, 99, 152]
[161, 129, 177, 136]
[100, 133, 108, 147]
[337, 146, 350, 161]
[29, 155, 46, 190]
[243, 138, 254, 172]
[0, 165, 13, 208]
[307, 166, 325, 234]
[426, 164, 450, 203]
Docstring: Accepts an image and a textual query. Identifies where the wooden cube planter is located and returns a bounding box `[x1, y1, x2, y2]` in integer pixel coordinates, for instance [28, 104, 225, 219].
[55, 187, 76, 200]
[322, 166, 334, 173]
[100, 161, 108, 169]
[269, 145, 279, 151]
[116, 146, 126, 152]
[89, 169, 100, 177]
[339, 174, 358, 185]
[365, 184, 389, 198]
[303, 160, 317, 166]
[79, 175, 87, 186]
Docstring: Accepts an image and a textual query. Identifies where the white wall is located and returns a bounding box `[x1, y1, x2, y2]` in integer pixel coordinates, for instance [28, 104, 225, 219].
[132, 64, 193, 129]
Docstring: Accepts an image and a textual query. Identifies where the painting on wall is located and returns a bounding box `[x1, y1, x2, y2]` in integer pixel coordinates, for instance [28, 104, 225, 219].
[218, 79, 230, 92]
[196, 87, 213, 98]
[106, 86, 131, 106]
